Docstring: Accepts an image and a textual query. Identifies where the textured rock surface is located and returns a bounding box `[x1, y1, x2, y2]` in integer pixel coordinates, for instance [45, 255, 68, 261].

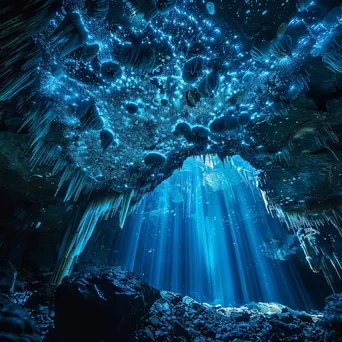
[243, 65, 342, 219]
[7, 267, 340, 342]
[54, 266, 160, 341]
[322, 293, 342, 341]
[0, 293, 41, 342]
[132, 291, 326, 342]
[4, 267, 342, 342]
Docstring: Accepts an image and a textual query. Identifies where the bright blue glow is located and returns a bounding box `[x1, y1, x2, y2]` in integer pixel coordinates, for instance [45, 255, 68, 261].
[114, 157, 312, 309]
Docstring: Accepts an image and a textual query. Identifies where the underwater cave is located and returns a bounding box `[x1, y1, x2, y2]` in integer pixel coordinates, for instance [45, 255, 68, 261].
[1, 0, 342, 341]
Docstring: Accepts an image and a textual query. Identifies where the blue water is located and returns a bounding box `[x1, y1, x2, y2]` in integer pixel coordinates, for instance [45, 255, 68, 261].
[114, 156, 312, 309]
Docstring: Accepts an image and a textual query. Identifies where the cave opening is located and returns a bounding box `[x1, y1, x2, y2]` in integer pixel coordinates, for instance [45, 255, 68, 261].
[80, 156, 338, 311]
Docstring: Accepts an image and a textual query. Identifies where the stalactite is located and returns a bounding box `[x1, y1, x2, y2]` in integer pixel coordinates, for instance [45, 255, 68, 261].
[0, 0, 62, 100]
[19, 101, 56, 147]
[0, 40, 42, 101]
[52, 189, 137, 284]
[19, 99, 103, 202]
[119, 189, 135, 228]
[259, 187, 342, 289]
[297, 227, 342, 292]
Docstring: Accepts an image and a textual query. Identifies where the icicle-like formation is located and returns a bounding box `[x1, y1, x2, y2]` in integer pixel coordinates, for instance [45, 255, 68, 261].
[322, 48, 342, 73]
[261, 192, 342, 234]
[230, 155, 261, 196]
[119, 189, 135, 228]
[52, 189, 136, 284]
[259, 188, 342, 289]
[55, 166, 95, 202]
[19, 99, 104, 202]
[0, 0, 60, 100]
[297, 228, 342, 291]
[19, 101, 56, 147]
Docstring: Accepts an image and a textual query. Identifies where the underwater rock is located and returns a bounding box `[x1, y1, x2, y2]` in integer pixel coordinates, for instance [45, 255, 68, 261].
[81, 43, 100, 63]
[144, 152, 167, 169]
[0, 294, 42, 341]
[189, 125, 210, 150]
[54, 266, 160, 341]
[209, 116, 228, 133]
[100, 129, 115, 152]
[174, 121, 192, 137]
[118, 42, 156, 75]
[321, 293, 342, 341]
[197, 70, 220, 98]
[65, 61, 103, 86]
[100, 61, 122, 83]
[125, 102, 139, 114]
[182, 56, 204, 84]
[49, 13, 88, 59]
[133, 290, 325, 342]
[77, 100, 104, 131]
[261, 235, 300, 261]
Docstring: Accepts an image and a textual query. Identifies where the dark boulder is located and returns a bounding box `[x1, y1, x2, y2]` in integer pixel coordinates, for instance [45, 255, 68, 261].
[54, 266, 160, 341]
[322, 293, 342, 341]
[0, 294, 41, 342]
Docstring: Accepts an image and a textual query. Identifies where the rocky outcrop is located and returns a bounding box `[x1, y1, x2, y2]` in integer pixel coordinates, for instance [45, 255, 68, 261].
[322, 293, 342, 341]
[133, 291, 325, 342]
[53, 266, 160, 341]
[0, 293, 41, 342]
[244, 67, 342, 223]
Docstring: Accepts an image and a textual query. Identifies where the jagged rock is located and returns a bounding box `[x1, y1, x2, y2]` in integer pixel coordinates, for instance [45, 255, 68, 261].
[0, 293, 41, 341]
[54, 266, 160, 341]
[322, 293, 342, 341]
[161, 290, 182, 305]
[133, 294, 325, 342]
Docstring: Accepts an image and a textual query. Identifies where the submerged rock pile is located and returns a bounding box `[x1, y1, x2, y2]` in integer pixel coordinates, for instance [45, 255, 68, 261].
[2, 266, 342, 342]
[0, 293, 42, 342]
[321, 293, 342, 341]
[133, 292, 325, 342]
